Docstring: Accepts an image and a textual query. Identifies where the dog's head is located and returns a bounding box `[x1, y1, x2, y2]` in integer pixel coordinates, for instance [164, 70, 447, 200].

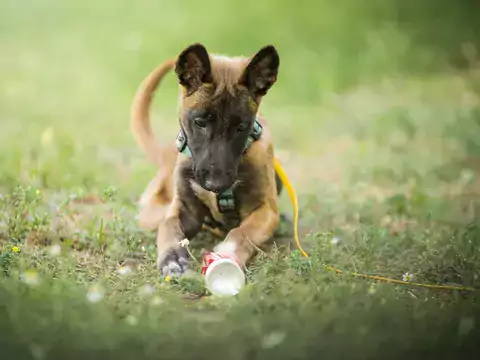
[174, 44, 279, 193]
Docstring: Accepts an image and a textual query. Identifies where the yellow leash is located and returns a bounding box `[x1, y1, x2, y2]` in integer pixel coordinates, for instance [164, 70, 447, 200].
[273, 158, 477, 292]
[273, 158, 308, 258]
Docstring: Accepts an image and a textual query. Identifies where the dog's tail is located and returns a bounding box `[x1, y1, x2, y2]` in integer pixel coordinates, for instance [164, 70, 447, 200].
[130, 59, 176, 164]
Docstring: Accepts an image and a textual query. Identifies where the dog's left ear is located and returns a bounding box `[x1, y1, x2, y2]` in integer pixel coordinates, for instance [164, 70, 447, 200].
[240, 45, 279, 98]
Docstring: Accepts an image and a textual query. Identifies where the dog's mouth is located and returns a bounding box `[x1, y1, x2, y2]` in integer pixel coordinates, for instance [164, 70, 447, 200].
[192, 156, 241, 193]
[193, 168, 238, 194]
[200, 178, 235, 194]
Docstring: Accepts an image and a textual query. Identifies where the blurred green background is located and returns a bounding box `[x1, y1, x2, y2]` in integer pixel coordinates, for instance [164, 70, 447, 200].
[2, 0, 480, 195]
[1, 1, 480, 359]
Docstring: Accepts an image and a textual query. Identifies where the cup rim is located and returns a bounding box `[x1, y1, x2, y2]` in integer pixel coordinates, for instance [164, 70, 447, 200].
[204, 258, 245, 296]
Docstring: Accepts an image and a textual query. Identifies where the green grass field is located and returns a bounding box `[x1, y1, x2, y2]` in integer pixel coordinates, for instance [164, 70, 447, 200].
[1, 1, 480, 359]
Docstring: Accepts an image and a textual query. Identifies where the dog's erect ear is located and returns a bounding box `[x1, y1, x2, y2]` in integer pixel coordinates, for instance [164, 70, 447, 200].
[240, 45, 279, 98]
[175, 44, 213, 96]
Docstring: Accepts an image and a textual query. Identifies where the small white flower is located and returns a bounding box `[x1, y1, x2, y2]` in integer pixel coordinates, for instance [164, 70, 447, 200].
[117, 265, 133, 276]
[48, 244, 61, 256]
[21, 270, 40, 287]
[125, 315, 138, 326]
[138, 284, 155, 297]
[141, 246, 146, 252]
[261, 331, 286, 349]
[179, 238, 190, 247]
[86, 284, 105, 303]
[330, 236, 340, 245]
[402, 272, 415, 282]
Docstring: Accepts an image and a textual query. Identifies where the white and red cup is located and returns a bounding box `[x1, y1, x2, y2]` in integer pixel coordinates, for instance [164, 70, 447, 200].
[202, 252, 245, 296]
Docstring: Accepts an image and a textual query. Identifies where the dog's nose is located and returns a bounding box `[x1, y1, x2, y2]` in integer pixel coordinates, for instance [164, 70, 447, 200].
[200, 167, 225, 177]
[204, 179, 230, 193]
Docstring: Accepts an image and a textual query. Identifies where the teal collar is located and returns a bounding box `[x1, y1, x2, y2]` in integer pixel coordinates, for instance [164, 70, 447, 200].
[175, 118, 262, 157]
[175, 118, 263, 213]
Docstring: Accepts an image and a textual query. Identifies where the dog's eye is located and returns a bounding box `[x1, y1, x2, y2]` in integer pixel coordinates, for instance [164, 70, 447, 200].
[237, 122, 249, 132]
[193, 117, 207, 128]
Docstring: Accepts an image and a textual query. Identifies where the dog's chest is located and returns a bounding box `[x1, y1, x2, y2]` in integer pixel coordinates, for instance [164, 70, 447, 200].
[189, 181, 231, 225]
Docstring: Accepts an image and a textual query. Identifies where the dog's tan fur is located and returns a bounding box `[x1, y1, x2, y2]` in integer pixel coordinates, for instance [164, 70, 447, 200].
[130, 49, 279, 270]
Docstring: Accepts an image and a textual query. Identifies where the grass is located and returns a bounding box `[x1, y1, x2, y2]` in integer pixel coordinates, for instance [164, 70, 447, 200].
[1, 1, 480, 359]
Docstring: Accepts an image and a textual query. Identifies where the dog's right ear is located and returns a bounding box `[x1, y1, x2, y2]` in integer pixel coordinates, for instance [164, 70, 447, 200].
[175, 44, 212, 96]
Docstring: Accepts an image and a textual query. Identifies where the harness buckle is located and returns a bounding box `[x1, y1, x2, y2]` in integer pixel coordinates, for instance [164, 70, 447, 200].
[217, 188, 235, 213]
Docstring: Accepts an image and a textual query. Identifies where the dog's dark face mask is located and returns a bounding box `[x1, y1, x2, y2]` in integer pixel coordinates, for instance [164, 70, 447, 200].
[183, 91, 255, 193]
[175, 44, 279, 193]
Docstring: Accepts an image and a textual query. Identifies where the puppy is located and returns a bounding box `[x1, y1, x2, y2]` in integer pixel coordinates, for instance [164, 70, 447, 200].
[130, 43, 281, 277]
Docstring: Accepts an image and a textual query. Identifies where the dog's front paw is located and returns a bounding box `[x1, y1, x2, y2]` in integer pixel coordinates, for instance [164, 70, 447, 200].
[158, 247, 190, 278]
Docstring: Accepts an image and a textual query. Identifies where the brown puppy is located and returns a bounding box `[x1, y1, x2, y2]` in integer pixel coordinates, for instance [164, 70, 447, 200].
[130, 44, 281, 277]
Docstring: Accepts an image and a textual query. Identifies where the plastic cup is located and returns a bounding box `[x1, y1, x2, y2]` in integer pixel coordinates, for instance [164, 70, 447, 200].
[202, 252, 245, 296]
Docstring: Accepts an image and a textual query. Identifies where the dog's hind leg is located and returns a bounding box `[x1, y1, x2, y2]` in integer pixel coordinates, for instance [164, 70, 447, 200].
[138, 174, 172, 230]
[137, 145, 177, 230]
